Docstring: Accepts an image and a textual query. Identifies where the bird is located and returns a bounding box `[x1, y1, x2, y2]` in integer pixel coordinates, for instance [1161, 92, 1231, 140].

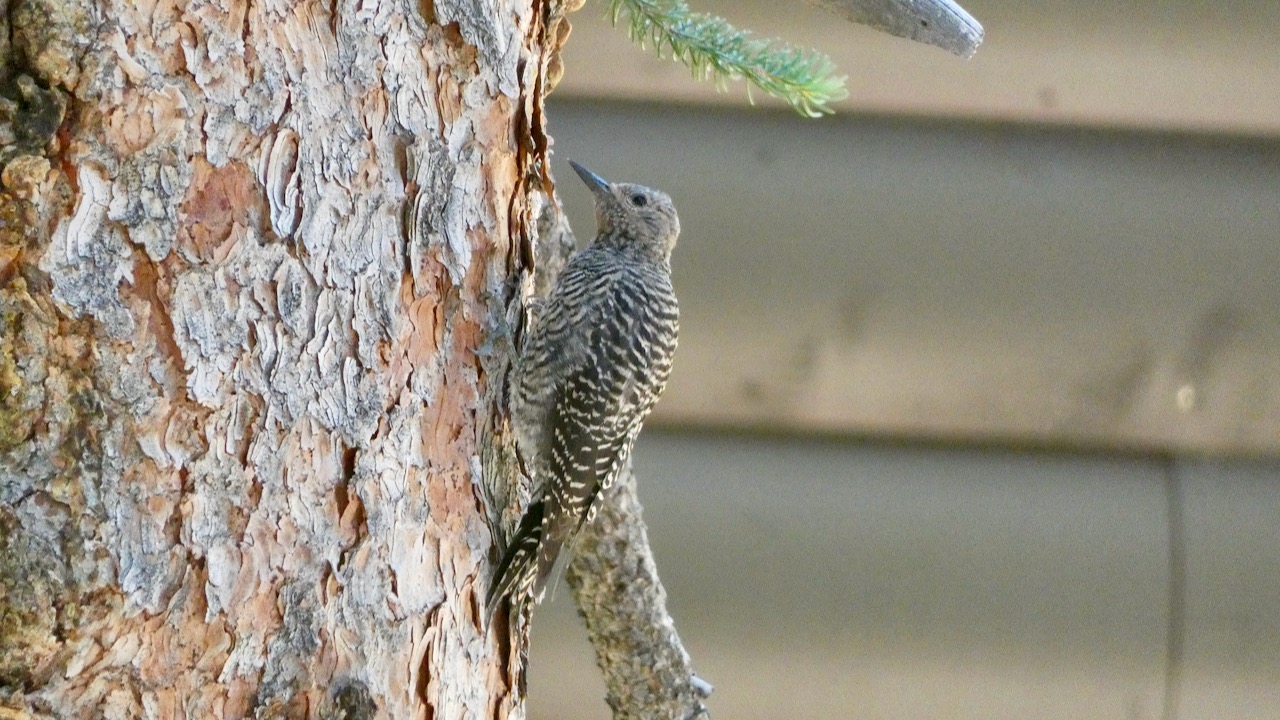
[486, 160, 681, 625]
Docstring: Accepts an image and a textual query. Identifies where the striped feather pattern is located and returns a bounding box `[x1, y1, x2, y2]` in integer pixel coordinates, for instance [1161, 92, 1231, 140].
[490, 228, 678, 617]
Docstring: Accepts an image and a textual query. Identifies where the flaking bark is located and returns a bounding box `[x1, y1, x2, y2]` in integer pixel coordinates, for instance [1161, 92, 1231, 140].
[1, 0, 558, 716]
[1, 0, 704, 717]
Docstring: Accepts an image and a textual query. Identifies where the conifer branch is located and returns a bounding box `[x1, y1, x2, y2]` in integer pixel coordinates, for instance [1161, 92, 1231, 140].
[605, 0, 848, 117]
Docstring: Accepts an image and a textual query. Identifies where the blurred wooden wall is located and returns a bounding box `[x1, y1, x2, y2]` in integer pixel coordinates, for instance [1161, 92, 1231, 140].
[528, 3, 1279, 717]
[550, 101, 1280, 455]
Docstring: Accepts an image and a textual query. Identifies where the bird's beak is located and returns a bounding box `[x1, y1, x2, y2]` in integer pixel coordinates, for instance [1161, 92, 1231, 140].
[569, 161, 610, 197]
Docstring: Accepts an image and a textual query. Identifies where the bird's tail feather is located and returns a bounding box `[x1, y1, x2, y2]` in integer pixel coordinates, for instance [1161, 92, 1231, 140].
[485, 500, 545, 627]
[532, 518, 572, 602]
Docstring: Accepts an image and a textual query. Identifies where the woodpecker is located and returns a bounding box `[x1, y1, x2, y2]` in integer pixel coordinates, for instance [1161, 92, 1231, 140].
[487, 161, 681, 623]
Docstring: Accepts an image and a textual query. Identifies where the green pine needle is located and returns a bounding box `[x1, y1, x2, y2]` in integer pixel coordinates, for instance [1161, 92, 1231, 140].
[605, 0, 848, 117]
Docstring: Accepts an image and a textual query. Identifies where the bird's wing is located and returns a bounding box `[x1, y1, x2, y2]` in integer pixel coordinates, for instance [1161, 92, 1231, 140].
[510, 253, 621, 455]
[525, 251, 620, 365]
[485, 352, 629, 619]
[530, 338, 638, 597]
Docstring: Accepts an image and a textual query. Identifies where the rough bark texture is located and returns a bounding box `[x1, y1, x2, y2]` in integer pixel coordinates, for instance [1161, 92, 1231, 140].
[0, 0, 566, 715]
[567, 465, 710, 720]
[0, 0, 708, 716]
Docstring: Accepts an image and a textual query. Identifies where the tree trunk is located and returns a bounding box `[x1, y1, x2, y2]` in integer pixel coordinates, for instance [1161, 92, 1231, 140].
[1, 0, 568, 716]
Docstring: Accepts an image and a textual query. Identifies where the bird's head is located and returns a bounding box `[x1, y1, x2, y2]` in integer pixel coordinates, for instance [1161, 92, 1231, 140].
[569, 161, 680, 262]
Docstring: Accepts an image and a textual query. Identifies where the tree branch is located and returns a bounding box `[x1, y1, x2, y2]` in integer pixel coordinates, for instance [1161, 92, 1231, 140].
[807, 0, 984, 58]
[566, 464, 710, 720]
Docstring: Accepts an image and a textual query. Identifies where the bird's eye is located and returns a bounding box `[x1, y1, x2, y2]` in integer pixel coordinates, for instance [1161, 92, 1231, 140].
[630, 194, 647, 207]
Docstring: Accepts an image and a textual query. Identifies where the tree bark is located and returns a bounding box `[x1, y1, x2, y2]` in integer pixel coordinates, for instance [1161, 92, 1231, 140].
[567, 465, 711, 720]
[1, 0, 565, 716]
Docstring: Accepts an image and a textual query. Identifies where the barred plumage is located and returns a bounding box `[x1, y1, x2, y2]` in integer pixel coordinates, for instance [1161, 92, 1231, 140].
[486, 161, 680, 624]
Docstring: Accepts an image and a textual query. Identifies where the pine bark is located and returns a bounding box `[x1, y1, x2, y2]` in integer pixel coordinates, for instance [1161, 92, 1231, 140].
[0, 0, 571, 716]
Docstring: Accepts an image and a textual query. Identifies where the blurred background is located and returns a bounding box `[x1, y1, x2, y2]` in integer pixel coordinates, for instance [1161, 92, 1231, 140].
[529, 1, 1280, 718]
